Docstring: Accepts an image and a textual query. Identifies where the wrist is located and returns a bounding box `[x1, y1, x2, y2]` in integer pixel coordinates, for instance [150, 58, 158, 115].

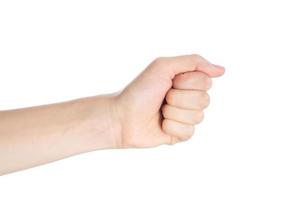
[80, 94, 122, 150]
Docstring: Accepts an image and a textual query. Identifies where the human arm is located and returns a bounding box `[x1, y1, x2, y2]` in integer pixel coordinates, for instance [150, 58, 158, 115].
[0, 54, 225, 175]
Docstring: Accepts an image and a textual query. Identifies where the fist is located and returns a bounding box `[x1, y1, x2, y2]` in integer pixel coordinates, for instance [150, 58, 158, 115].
[115, 54, 224, 148]
[162, 71, 212, 144]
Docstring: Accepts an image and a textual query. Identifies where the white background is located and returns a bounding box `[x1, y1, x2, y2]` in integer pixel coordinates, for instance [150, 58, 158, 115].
[0, 0, 299, 199]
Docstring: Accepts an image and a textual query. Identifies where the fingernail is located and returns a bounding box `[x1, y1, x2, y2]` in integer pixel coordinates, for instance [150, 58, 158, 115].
[212, 64, 225, 69]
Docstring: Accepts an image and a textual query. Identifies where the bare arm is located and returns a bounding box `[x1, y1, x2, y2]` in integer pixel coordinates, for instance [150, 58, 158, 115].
[0, 54, 225, 175]
[0, 95, 121, 174]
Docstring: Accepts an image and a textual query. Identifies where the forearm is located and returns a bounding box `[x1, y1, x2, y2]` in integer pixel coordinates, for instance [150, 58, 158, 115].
[0, 55, 224, 175]
[0, 94, 121, 175]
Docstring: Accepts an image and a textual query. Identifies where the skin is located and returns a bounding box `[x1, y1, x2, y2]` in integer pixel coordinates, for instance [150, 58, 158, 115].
[0, 54, 225, 175]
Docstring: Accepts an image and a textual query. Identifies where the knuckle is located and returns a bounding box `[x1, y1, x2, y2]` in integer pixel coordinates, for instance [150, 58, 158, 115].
[193, 111, 204, 124]
[173, 72, 186, 83]
[162, 119, 194, 142]
[202, 92, 210, 108]
[195, 90, 206, 99]
[204, 92, 210, 101]
[190, 54, 202, 61]
[197, 73, 212, 90]
[204, 76, 212, 90]
[153, 57, 167, 66]
[162, 119, 171, 133]
[182, 126, 195, 141]
[190, 54, 206, 64]
[161, 104, 167, 113]
[166, 89, 176, 105]
[161, 104, 170, 117]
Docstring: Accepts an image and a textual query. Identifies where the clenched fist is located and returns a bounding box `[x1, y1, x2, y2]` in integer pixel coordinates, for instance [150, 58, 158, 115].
[114, 54, 225, 148]
[0, 54, 224, 174]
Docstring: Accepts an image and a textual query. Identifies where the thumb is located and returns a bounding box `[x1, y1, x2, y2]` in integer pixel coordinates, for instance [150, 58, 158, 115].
[150, 54, 225, 79]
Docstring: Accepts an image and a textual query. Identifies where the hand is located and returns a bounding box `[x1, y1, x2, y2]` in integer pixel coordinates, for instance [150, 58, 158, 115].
[113, 54, 225, 148]
[0, 54, 224, 174]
